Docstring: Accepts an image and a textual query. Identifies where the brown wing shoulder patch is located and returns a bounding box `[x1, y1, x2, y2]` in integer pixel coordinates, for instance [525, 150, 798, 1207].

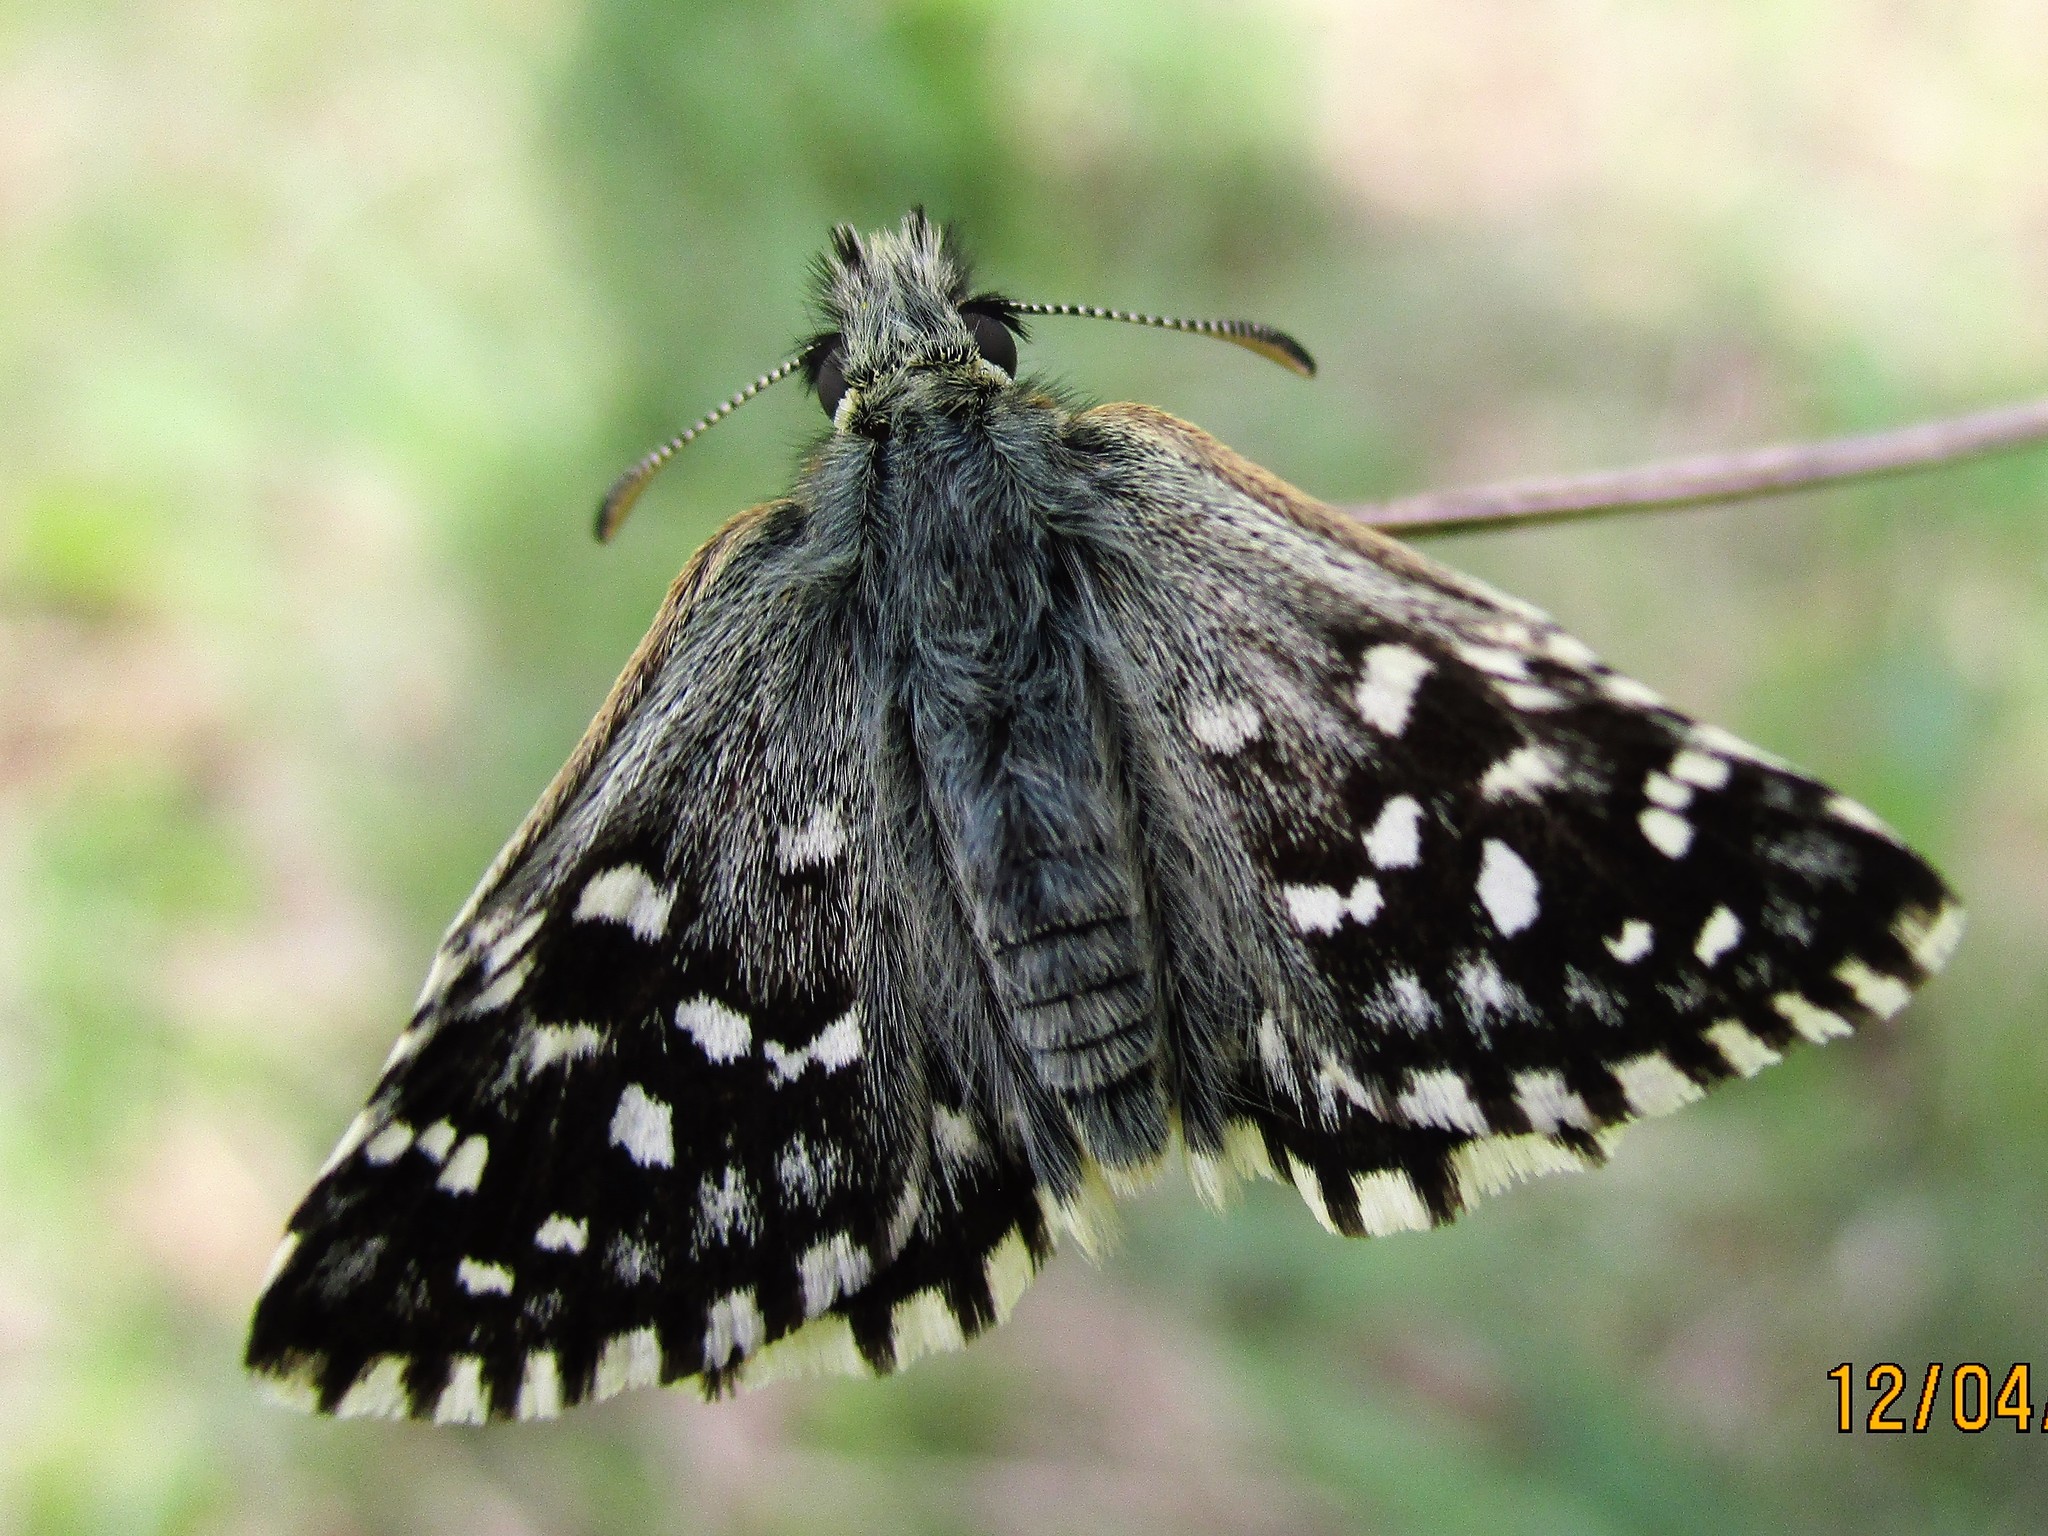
[459, 499, 796, 916]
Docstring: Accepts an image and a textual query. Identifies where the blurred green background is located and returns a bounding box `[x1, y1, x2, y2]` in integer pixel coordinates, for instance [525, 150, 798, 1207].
[5, 1, 2047, 1532]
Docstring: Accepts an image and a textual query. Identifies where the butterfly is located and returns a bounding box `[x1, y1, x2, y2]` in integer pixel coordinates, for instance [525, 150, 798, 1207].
[246, 209, 1963, 1423]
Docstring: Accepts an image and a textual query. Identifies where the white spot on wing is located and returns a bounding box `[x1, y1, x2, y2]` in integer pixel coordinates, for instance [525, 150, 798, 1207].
[457, 1257, 513, 1296]
[704, 1291, 765, 1371]
[382, 1025, 428, 1072]
[484, 911, 545, 979]
[889, 1291, 968, 1369]
[739, 1314, 867, 1388]
[1640, 807, 1694, 858]
[534, 1214, 587, 1253]
[336, 1356, 409, 1420]
[1455, 956, 1528, 1033]
[1454, 642, 1530, 678]
[1601, 674, 1665, 708]
[1452, 1135, 1592, 1201]
[465, 953, 533, 1015]
[1366, 971, 1438, 1034]
[676, 996, 752, 1062]
[1189, 699, 1262, 753]
[696, 1166, 757, 1246]
[1695, 906, 1742, 966]
[1705, 1020, 1781, 1076]
[777, 804, 847, 871]
[984, 1230, 1038, 1319]
[1282, 883, 1341, 934]
[517, 1352, 563, 1420]
[609, 1233, 661, 1285]
[1351, 1170, 1434, 1235]
[887, 1181, 925, 1249]
[363, 1120, 414, 1166]
[1285, 1153, 1340, 1233]
[1474, 618, 1536, 647]
[1480, 744, 1562, 800]
[1669, 750, 1730, 790]
[434, 1357, 488, 1425]
[1313, 1053, 1375, 1120]
[1605, 920, 1654, 964]
[1691, 722, 1787, 768]
[1835, 958, 1912, 1019]
[1893, 903, 1965, 973]
[1476, 840, 1540, 935]
[1497, 682, 1567, 711]
[812, 1008, 864, 1071]
[1396, 1068, 1489, 1134]
[1773, 992, 1853, 1044]
[1540, 631, 1601, 668]
[574, 864, 674, 942]
[1354, 644, 1433, 735]
[415, 1120, 457, 1163]
[1644, 771, 1693, 809]
[1513, 1070, 1595, 1133]
[1282, 878, 1382, 935]
[594, 1328, 661, 1400]
[523, 1022, 606, 1074]
[610, 1084, 674, 1167]
[1564, 965, 1623, 1026]
[932, 1107, 984, 1167]
[437, 1134, 489, 1194]
[1364, 795, 1424, 868]
[765, 1006, 864, 1085]
[798, 1234, 873, 1316]
[776, 1135, 839, 1203]
[1255, 1013, 1298, 1101]
[1612, 1054, 1704, 1116]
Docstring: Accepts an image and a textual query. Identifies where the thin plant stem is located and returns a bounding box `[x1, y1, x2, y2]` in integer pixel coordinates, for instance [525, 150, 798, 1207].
[1348, 396, 2048, 536]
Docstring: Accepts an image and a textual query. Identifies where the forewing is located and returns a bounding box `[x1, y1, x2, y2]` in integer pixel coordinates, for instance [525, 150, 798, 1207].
[1077, 405, 1963, 1233]
[247, 503, 1051, 1419]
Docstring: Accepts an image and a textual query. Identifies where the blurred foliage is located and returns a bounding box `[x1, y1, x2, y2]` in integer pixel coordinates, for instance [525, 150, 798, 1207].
[4, 1, 2048, 1533]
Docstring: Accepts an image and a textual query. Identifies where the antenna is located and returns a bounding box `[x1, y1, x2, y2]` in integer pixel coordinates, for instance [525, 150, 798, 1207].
[594, 354, 807, 541]
[1006, 302, 1315, 378]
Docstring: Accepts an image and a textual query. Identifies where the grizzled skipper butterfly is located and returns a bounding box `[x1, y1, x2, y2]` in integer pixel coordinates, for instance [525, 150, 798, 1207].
[248, 210, 1961, 1423]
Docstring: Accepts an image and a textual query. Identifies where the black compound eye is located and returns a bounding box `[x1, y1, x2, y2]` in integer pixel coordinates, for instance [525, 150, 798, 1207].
[812, 342, 848, 419]
[965, 309, 1017, 376]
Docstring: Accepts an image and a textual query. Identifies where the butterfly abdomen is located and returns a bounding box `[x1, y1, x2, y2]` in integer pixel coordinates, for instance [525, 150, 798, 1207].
[875, 418, 1172, 1171]
[901, 629, 1165, 1165]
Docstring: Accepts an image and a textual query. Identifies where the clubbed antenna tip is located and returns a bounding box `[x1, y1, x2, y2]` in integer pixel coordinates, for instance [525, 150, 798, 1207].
[593, 354, 807, 541]
[1005, 303, 1316, 378]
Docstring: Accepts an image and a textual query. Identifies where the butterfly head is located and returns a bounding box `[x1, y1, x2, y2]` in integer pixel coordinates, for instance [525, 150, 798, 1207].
[593, 212, 1311, 539]
[802, 209, 1024, 438]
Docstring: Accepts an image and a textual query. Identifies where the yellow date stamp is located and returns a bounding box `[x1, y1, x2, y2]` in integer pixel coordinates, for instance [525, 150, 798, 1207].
[1830, 1363, 2042, 1432]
